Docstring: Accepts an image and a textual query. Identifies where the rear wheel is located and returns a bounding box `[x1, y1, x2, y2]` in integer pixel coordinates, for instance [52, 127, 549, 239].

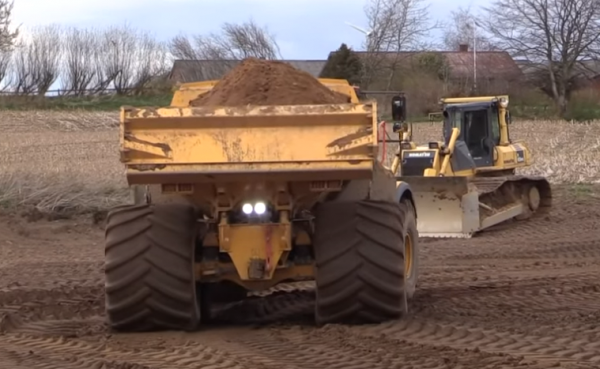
[104, 203, 200, 332]
[313, 200, 407, 325]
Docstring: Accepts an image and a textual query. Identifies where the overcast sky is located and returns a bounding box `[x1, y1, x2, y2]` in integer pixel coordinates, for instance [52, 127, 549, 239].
[12, 0, 490, 59]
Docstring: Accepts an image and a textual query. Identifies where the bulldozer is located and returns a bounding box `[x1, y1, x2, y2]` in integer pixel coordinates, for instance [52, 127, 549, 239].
[386, 95, 551, 238]
[104, 77, 420, 332]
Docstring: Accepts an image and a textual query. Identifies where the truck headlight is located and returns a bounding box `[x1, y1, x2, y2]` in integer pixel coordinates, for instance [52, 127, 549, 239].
[242, 203, 253, 214]
[241, 201, 268, 215]
[254, 202, 266, 215]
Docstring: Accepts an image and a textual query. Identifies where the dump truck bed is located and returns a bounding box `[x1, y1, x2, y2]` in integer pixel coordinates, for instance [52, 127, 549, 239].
[120, 103, 379, 184]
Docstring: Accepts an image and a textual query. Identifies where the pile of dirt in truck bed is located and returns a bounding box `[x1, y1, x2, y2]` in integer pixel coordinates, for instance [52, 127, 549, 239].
[190, 58, 351, 106]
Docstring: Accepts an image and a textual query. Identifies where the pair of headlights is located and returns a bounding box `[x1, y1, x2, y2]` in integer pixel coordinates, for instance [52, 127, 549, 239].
[241, 201, 267, 215]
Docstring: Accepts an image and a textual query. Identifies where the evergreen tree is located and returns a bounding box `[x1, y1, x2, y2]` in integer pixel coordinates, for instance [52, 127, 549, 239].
[319, 43, 363, 85]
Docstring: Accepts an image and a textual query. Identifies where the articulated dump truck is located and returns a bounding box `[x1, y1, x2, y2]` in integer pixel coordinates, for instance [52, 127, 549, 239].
[104, 78, 419, 332]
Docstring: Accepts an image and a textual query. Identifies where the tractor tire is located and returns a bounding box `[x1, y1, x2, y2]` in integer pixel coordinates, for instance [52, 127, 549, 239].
[313, 200, 407, 325]
[104, 203, 200, 332]
[399, 198, 419, 299]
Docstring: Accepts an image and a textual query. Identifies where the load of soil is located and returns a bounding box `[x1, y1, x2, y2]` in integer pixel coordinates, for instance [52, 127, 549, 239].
[190, 58, 351, 106]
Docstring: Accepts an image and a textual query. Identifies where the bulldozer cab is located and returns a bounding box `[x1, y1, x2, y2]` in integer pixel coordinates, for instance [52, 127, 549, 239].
[443, 101, 501, 168]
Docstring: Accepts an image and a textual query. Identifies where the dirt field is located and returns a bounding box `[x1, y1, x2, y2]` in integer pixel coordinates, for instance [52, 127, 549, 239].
[1, 184, 600, 368]
[1, 112, 600, 368]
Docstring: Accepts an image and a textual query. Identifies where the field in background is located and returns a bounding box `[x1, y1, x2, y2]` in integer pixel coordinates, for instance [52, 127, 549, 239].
[0, 93, 172, 111]
[0, 91, 599, 121]
[1, 111, 599, 217]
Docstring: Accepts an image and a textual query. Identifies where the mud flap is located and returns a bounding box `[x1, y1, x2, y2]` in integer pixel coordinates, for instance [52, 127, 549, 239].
[397, 176, 481, 238]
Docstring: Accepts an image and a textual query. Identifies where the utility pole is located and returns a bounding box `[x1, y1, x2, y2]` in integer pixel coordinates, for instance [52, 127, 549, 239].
[473, 20, 477, 95]
[472, 20, 482, 96]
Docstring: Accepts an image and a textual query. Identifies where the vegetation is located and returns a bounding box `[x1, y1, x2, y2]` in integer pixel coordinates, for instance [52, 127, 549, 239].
[0, 92, 172, 111]
[319, 43, 363, 85]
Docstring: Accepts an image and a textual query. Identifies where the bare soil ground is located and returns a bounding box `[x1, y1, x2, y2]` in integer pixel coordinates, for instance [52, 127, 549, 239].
[0, 184, 599, 369]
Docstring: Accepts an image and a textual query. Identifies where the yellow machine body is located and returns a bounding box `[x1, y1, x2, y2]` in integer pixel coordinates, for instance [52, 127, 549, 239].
[393, 95, 551, 238]
[119, 78, 410, 291]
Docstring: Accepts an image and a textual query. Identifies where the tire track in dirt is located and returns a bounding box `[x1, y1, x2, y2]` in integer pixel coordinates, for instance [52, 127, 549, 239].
[447, 239, 600, 261]
[222, 324, 590, 369]
[420, 266, 600, 292]
[416, 275, 600, 315]
[0, 332, 283, 369]
[420, 260, 600, 284]
[0, 285, 103, 334]
[0, 261, 104, 290]
[349, 318, 600, 365]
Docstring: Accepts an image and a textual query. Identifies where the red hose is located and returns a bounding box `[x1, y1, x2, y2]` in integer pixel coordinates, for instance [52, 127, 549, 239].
[378, 121, 386, 163]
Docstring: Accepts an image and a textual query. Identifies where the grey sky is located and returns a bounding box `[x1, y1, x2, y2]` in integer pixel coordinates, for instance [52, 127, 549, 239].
[13, 0, 490, 59]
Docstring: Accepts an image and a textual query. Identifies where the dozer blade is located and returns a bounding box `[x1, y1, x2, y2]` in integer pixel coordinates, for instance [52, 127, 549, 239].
[398, 176, 536, 238]
[398, 177, 528, 238]
[398, 177, 480, 238]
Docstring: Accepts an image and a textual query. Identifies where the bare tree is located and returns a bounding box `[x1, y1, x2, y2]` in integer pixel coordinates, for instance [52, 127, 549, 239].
[0, 50, 10, 90]
[362, 0, 438, 88]
[10, 41, 36, 94]
[130, 31, 169, 93]
[61, 27, 102, 95]
[169, 19, 281, 81]
[10, 25, 62, 95]
[99, 24, 167, 94]
[101, 25, 137, 94]
[0, 0, 18, 51]
[30, 25, 62, 94]
[442, 6, 498, 51]
[482, 0, 600, 115]
[0, 0, 20, 92]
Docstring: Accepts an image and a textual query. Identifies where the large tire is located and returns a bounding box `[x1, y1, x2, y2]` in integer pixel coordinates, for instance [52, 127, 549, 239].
[314, 200, 407, 325]
[104, 203, 200, 332]
[399, 199, 419, 299]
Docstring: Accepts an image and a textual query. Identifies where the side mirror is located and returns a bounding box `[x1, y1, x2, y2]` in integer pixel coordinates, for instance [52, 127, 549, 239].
[391, 94, 406, 122]
[505, 111, 512, 124]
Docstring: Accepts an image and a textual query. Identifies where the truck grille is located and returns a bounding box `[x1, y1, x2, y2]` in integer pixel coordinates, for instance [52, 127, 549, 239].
[400, 151, 435, 176]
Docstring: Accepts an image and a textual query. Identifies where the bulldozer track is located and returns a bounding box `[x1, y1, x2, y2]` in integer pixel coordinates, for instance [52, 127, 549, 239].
[0, 185, 599, 368]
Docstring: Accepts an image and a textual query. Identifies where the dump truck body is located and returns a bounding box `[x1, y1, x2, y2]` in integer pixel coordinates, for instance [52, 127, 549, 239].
[105, 75, 419, 332]
[120, 101, 387, 288]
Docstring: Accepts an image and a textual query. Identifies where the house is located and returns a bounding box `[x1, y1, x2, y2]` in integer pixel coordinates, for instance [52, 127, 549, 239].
[169, 59, 328, 83]
[339, 44, 524, 93]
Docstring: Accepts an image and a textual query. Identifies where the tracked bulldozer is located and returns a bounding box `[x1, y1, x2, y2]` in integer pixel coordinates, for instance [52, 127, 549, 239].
[104, 72, 420, 332]
[385, 95, 551, 238]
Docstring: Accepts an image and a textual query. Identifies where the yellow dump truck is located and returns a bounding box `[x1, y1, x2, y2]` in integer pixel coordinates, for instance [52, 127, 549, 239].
[104, 78, 419, 332]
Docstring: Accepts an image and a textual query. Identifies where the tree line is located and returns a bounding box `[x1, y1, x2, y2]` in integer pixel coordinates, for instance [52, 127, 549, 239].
[323, 0, 600, 117]
[0, 1, 281, 96]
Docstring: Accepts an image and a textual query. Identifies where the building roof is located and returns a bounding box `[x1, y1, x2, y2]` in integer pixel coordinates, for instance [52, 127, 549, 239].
[169, 59, 327, 83]
[334, 46, 523, 81]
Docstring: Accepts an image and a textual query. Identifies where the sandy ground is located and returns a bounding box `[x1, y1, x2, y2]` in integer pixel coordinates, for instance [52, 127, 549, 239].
[1, 185, 600, 369]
